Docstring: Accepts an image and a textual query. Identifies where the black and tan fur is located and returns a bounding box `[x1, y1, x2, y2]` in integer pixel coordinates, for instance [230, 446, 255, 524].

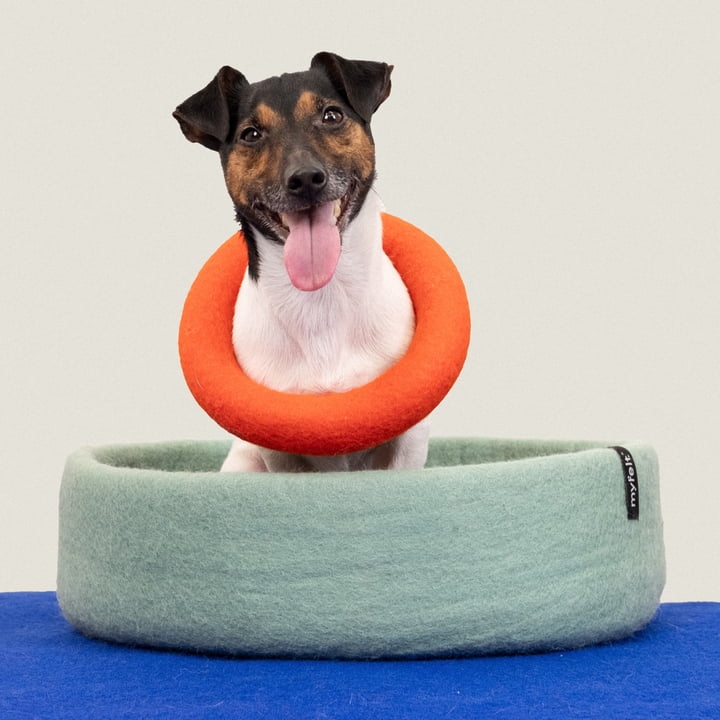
[174, 52, 391, 281]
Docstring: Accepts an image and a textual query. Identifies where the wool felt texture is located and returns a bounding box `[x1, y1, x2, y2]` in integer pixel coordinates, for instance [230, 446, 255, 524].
[4, 594, 720, 720]
[178, 213, 471, 456]
[57, 437, 665, 659]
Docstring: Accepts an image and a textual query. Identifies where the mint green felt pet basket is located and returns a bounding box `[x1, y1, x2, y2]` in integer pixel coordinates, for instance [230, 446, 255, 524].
[57, 437, 665, 659]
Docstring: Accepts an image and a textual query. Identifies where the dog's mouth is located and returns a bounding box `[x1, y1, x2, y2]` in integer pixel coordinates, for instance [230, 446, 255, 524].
[257, 194, 352, 292]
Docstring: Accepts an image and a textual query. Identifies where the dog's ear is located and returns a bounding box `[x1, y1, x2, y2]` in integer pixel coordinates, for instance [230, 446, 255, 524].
[311, 52, 393, 124]
[173, 66, 248, 151]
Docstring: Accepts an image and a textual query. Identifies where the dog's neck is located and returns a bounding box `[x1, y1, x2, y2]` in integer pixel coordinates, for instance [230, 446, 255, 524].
[232, 190, 415, 393]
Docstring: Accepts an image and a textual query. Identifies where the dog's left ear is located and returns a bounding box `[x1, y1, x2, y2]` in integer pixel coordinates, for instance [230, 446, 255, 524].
[311, 52, 393, 124]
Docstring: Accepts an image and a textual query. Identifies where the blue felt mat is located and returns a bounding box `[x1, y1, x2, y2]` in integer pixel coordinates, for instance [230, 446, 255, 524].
[1, 593, 719, 719]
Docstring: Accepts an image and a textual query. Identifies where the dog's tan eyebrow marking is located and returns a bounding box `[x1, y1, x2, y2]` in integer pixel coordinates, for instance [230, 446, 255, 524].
[293, 91, 323, 120]
[252, 102, 282, 129]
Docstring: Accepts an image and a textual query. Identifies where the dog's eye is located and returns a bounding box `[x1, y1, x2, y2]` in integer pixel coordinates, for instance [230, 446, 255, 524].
[239, 126, 262, 143]
[322, 107, 344, 125]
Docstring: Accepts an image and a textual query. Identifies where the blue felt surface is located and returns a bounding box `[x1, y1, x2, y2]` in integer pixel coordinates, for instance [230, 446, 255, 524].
[1, 593, 719, 719]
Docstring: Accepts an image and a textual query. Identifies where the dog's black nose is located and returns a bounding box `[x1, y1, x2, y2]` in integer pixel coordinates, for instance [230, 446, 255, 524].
[286, 165, 327, 199]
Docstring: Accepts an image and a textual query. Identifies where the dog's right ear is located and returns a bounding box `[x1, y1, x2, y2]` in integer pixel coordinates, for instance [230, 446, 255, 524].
[173, 66, 248, 151]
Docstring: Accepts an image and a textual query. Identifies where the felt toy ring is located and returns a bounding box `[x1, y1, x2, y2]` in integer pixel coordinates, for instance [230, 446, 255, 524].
[178, 214, 471, 456]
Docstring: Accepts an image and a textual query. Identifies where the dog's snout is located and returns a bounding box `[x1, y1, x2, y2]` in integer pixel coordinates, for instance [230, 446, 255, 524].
[286, 165, 327, 199]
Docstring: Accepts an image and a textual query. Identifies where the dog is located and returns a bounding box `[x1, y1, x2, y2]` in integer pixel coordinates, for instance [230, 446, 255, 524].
[173, 52, 430, 472]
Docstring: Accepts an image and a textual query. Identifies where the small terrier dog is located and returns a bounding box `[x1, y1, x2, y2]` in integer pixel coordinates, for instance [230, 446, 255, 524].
[174, 52, 429, 472]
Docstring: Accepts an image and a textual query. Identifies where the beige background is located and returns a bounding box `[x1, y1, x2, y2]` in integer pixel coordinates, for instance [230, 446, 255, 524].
[2, 1, 718, 599]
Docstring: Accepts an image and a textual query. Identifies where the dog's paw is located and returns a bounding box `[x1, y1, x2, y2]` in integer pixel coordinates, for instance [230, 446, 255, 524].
[220, 439, 268, 472]
[384, 419, 431, 470]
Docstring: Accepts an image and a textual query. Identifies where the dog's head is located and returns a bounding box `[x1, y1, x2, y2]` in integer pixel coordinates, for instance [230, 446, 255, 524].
[173, 52, 393, 290]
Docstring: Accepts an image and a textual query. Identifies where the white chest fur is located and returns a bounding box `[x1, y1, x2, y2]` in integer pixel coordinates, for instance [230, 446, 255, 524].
[230, 192, 415, 395]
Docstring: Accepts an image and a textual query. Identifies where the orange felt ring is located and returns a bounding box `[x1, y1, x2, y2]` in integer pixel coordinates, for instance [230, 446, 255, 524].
[179, 214, 471, 456]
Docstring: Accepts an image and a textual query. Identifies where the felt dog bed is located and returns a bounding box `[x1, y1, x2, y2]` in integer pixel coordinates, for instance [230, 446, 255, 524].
[57, 437, 665, 659]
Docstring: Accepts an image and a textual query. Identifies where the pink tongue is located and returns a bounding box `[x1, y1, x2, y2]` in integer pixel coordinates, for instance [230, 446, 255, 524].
[283, 201, 341, 291]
